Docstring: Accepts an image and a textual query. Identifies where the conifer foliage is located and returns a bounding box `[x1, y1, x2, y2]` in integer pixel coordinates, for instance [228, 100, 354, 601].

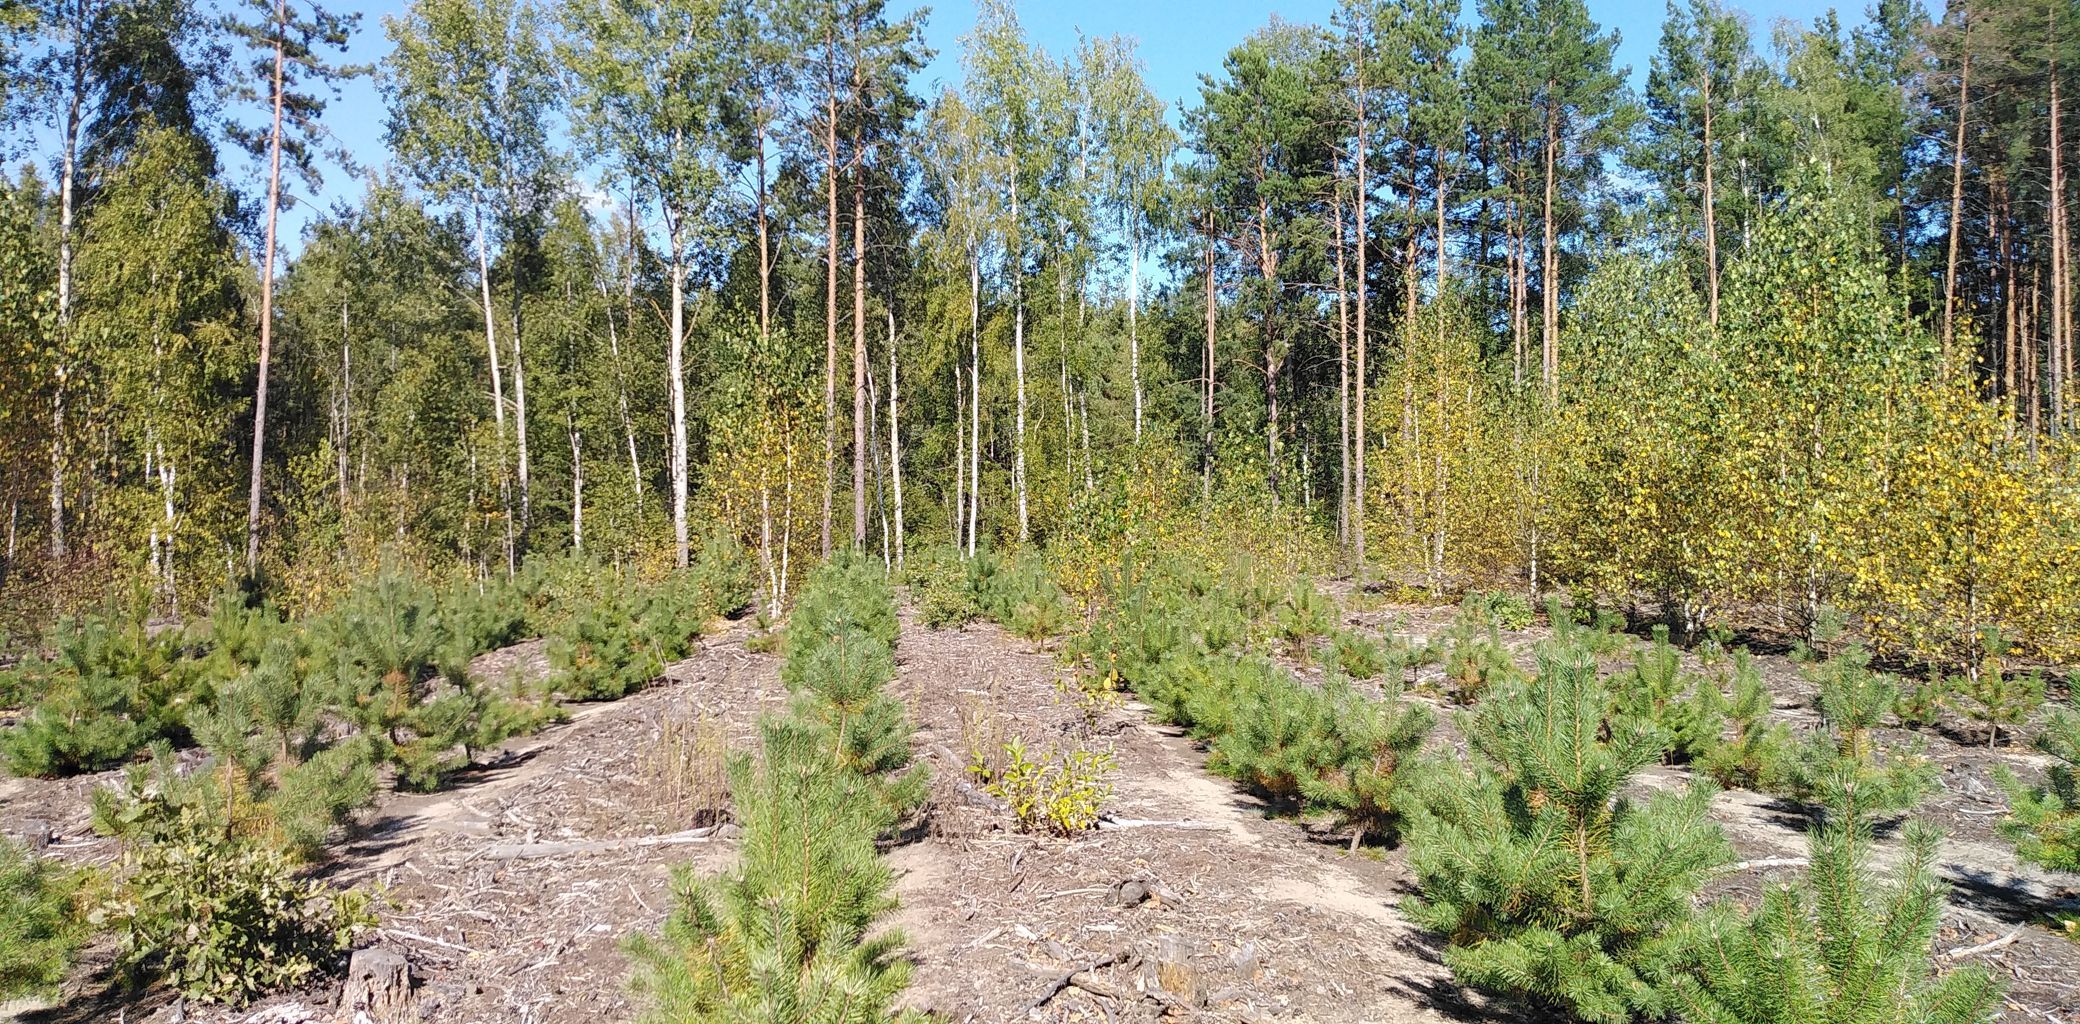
[1668, 816, 2004, 1024]
[628, 550, 922, 1023]
[1998, 708, 2080, 872]
[1405, 643, 1732, 1023]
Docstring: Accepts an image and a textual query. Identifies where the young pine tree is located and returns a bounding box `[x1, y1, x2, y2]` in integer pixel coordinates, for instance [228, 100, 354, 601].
[0, 838, 82, 1001]
[1405, 643, 1732, 1023]
[1786, 646, 1936, 818]
[625, 722, 922, 1024]
[1997, 708, 2080, 872]
[1668, 817, 2004, 1024]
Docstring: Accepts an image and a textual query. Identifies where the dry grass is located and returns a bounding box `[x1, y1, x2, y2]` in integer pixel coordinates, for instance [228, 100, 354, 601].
[640, 711, 730, 829]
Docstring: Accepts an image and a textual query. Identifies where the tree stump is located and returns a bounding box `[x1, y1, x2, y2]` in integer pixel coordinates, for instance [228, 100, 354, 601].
[340, 948, 415, 1024]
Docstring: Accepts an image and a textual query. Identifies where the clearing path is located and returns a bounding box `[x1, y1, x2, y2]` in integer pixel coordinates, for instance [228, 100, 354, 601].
[889, 610, 1483, 1024]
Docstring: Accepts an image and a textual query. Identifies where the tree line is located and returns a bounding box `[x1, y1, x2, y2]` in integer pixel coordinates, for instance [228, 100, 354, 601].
[1, 0, 2076, 675]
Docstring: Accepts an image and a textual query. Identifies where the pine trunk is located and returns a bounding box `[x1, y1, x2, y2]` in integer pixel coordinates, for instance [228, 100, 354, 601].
[245, 0, 288, 574]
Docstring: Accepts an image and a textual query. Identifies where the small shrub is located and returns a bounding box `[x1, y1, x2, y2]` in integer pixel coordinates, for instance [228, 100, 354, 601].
[975, 736, 1115, 835]
[1328, 630, 1390, 679]
[1299, 681, 1435, 849]
[1696, 653, 1795, 791]
[1608, 627, 1725, 764]
[1274, 580, 1336, 663]
[1892, 674, 1949, 730]
[1058, 674, 1122, 735]
[1, 612, 202, 777]
[1669, 818, 2003, 1024]
[1956, 669, 2044, 749]
[626, 723, 922, 1024]
[94, 805, 371, 1004]
[1406, 643, 1732, 1023]
[1441, 626, 1517, 705]
[0, 838, 84, 1001]
[1996, 708, 2080, 872]
[1784, 646, 1936, 819]
[1468, 590, 1534, 631]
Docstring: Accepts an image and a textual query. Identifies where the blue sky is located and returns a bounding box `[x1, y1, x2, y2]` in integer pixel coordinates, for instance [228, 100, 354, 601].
[294, 0, 1865, 240]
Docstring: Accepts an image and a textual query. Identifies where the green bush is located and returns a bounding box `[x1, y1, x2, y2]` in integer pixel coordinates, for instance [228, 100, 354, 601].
[1440, 622, 1517, 705]
[626, 723, 922, 1024]
[1, 611, 204, 777]
[1997, 708, 2080, 872]
[1955, 668, 2044, 749]
[1696, 652, 1795, 791]
[93, 804, 371, 1005]
[1328, 630, 1391, 679]
[1669, 818, 2003, 1024]
[1274, 580, 1336, 662]
[1467, 590, 1535, 631]
[0, 838, 83, 1001]
[1783, 646, 1936, 819]
[790, 552, 899, 651]
[1608, 627, 1726, 764]
[1405, 643, 1731, 1023]
[1298, 680, 1434, 848]
[1209, 673, 1340, 807]
[974, 736, 1115, 835]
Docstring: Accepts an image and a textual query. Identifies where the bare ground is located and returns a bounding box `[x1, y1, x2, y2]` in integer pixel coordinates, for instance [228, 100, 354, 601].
[3, 590, 2076, 1023]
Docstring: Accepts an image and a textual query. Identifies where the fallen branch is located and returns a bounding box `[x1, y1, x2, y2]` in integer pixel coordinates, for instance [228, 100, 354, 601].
[1944, 925, 2026, 959]
[1026, 950, 1126, 1011]
[1097, 817, 1224, 831]
[378, 927, 476, 956]
[1718, 857, 1808, 874]
[484, 825, 724, 861]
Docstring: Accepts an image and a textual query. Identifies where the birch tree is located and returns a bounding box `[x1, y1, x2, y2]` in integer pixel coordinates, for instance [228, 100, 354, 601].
[560, 0, 732, 568]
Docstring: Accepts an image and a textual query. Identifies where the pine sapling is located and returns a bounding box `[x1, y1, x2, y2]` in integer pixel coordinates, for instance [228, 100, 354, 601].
[1406, 643, 1732, 1023]
[1669, 807, 2003, 1024]
[1997, 708, 2080, 872]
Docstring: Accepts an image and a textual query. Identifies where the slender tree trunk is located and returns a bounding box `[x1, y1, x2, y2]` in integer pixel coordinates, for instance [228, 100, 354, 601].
[510, 261, 530, 541]
[568, 411, 583, 553]
[244, 0, 288, 574]
[2053, 26, 2070, 435]
[1129, 223, 1143, 439]
[756, 119, 772, 342]
[51, 21, 87, 561]
[1701, 73, 1721, 327]
[887, 309, 903, 573]
[338, 301, 351, 506]
[596, 264, 641, 513]
[1541, 92, 1560, 396]
[1203, 210, 1218, 504]
[668, 236, 690, 568]
[1943, 29, 1971, 357]
[1334, 187, 1351, 555]
[1012, 168, 1029, 544]
[473, 213, 512, 570]
[953, 360, 964, 556]
[1353, 64, 1370, 582]
[822, 33, 839, 557]
[968, 252, 981, 557]
[1435, 143, 1449, 298]
[853, 145, 869, 549]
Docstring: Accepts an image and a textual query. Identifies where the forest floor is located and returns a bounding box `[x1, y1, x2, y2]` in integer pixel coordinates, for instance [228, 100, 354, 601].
[2, 590, 2077, 1024]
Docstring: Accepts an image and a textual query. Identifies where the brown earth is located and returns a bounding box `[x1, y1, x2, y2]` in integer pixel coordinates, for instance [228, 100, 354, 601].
[2, 589, 2075, 1024]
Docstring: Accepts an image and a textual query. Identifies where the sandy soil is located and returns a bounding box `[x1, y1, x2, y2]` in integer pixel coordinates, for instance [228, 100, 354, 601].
[3, 588, 2075, 1024]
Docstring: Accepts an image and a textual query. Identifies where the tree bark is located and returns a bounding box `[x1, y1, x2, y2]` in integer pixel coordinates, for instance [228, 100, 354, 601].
[1541, 88, 1560, 396]
[1202, 210, 1217, 504]
[1353, 55, 1370, 582]
[1701, 70, 1720, 327]
[853, 139, 869, 549]
[2052, 19, 2069, 434]
[1129, 224, 1143, 439]
[668, 224, 690, 568]
[1942, 17, 1970, 357]
[245, 0, 288, 575]
[1334, 186, 1351, 554]
[821, 26, 840, 557]
[968, 253, 981, 556]
[473, 214, 512, 570]
[1012, 165, 1029, 544]
[887, 309, 903, 573]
